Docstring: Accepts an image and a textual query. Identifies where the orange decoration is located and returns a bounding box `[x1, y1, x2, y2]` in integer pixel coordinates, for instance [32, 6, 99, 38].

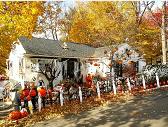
[21, 111, 28, 118]
[8, 111, 22, 120]
[39, 88, 46, 97]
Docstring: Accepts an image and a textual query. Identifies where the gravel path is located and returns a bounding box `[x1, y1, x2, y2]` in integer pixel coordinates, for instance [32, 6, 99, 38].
[32, 90, 168, 127]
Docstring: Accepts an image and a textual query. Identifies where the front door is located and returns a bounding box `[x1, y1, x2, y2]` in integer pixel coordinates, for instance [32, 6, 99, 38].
[67, 60, 75, 79]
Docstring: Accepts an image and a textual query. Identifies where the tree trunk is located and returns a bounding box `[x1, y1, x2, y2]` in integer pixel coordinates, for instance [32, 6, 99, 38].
[49, 79, 54, 90]
[161, 1, 167, 64]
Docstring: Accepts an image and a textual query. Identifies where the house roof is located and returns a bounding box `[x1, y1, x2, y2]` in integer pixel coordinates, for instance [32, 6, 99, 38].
[19, 37, 95, 58]
[19, 37, 139, 59]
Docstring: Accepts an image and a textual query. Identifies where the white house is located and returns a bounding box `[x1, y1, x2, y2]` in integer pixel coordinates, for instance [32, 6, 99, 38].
[7, 37, 146, 87]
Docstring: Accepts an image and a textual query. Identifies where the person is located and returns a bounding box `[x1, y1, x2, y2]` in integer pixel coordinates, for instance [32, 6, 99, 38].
[29, 83, 37, 110]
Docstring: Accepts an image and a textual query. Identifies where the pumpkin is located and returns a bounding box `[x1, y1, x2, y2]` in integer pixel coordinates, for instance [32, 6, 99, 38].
[9, 111, 21, 120]
[39, 88, 46, 97]
[21, 111, 28, 118]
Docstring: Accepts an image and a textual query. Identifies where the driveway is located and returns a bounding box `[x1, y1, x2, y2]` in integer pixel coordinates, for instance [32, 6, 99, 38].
[32, 90, 168, 127]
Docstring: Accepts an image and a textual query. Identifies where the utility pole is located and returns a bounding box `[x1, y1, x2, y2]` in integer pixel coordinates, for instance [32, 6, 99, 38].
[161, 1, 167, 64]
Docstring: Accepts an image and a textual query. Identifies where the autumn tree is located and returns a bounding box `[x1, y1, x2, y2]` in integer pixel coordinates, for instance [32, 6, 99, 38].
[68, 2, 163, 62]
[0, 1, 44, 74]
[60, 2, 130, 47]
[35, 1, 63, 40]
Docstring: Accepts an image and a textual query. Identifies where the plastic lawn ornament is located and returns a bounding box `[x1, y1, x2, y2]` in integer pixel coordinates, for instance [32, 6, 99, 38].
[127, 78, 131, 91]
[155, 73, 160, 88]
[142, 75, 146, 89]
[79, 86, 82, 103]
[28, 101, 33, 114]
[112, 79, 117, 95]
[96, 81, 101, 98]
[38, 95, 42, 112]
[60, 88, 64, 106]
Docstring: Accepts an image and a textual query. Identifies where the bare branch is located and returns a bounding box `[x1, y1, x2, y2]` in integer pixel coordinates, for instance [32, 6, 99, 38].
[138, 1, 155, 26]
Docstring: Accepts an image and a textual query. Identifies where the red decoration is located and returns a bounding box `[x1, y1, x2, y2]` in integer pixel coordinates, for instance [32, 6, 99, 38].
[23, 89, 30, 97]
[20, 94, 24, 100]
[30, 89, 37, 97]
[26, 95, 31, 101]
[21, 111, 28, 118]
[8, 111, 22, 120]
